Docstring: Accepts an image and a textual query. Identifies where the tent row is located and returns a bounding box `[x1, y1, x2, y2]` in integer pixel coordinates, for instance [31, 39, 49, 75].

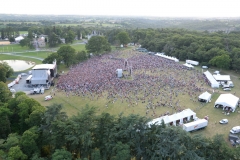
[203, 70, 219, 88]
[148, 109, 196, 126]
[155, 53, 179, 62]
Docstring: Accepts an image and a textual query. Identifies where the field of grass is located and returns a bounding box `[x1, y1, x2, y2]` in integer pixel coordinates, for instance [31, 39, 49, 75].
[69, 44, 86, 52]
[0, 54, 42, 64]
[0, 44, 34, 52]
[15, 51, 52, 59]
[19, 31, 28, 35]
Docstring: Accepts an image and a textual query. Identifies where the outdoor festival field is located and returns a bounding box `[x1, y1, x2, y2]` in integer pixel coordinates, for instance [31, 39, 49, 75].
[30, 50, 240, 139]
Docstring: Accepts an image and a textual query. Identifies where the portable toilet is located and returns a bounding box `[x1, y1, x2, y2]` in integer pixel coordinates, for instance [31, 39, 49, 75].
[116, 69, 123, 78]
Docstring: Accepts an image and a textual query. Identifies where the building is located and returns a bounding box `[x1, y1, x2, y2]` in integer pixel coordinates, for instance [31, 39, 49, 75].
[30, 60, 57, 85]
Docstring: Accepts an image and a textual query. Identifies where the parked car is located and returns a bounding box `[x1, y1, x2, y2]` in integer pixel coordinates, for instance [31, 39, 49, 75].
[202, 66, 208, 69]
[230, 126, 240, 134]
[45, 95, 53, 101]
[223, 88, 231, 91]
[219, 119, 228, 124]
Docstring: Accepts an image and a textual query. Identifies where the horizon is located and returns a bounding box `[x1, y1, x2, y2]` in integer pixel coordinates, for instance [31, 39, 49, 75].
[1, 0, 240, 18]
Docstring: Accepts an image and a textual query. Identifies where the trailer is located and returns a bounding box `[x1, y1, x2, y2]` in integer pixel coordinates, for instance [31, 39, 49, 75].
[186, 60, 199, 66]
[182, 119, 208, 132]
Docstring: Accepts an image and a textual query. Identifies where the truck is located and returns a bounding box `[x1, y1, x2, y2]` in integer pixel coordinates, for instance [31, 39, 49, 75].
[182, 119, 208, 132]
[230, 126, 240, 134]
[186, 60, 199, 66]
[227, 81, 234, 87]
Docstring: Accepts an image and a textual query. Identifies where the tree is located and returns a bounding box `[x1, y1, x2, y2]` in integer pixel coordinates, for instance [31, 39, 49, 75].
[42, 52, 62, 65]
[0, 82, 12, 103]
[57, 45, 76, 67]
[8, 146, 28, 160]
[52, 149, 72, 160]
[85, 36, 111, 55]
[0, 65, 7, 83]
[19, 38, 32, 48]
[9, 37, 15, 42]
[0, 106, 12, 139]
[209, 54, 231, 70]
[49, 32, 61, 47]
[112, 142, 131, 160]
[0, 61, 14, 78]
[65, 30, 75, 44]
[116, 31, 130, 46]
[20, 127, 39, 158]
[76, 50, 88, 62]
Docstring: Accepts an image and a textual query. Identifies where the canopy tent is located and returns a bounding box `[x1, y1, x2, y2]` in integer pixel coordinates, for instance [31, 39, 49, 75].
[15, 36, 24, 42]
[198, 91, 212, 103]
[213, 75, 231, 81]
[183, 63, 194, 69]
[155, 53, 179, 62]
[215, 94, 239, 112]
[203, 70, 219, 88]
[148, 109, 196, 126]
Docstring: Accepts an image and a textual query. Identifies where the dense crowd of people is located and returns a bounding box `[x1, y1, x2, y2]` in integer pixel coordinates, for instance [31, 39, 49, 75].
[57, 51, 208, 117]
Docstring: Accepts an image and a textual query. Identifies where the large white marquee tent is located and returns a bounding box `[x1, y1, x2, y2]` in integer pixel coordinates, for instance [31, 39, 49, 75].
[198, 91, 212, 103]
[215, 94, 239, 112]
[148, 109, 196, 126]
[155, 53, 179, 62]
[203, 70, 219, 88]
[213, 75, 231, 81]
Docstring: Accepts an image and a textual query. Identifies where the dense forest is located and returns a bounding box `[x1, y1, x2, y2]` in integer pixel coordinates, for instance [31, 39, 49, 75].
[0, 81, 240, 159]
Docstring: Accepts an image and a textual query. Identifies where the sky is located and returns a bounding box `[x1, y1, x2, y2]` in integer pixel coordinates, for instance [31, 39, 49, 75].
[1, 0, 240, 18]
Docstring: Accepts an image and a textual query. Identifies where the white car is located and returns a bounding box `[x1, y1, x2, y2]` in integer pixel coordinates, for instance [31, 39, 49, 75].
[44, 95, 53, 101]
[219, 119, 228, 124]
[223, 88, 231, 91]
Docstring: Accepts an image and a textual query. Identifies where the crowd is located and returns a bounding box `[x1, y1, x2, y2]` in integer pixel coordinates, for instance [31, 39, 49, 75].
[56, 51, 208, 117]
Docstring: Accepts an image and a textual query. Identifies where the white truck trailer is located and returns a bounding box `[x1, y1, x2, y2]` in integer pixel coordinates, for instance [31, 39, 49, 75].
[186, 60, 199, 66]
[183, 119, 208, 132]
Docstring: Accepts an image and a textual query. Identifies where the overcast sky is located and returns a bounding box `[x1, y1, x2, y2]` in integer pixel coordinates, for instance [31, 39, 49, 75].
[1, 0, 240, 18]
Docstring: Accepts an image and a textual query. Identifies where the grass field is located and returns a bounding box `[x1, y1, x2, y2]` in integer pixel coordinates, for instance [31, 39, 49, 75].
[27, 50, 240, 141]
[0, 44, 33, 52]
[15, 51, 52, 59]
[0, 54, 42, 64]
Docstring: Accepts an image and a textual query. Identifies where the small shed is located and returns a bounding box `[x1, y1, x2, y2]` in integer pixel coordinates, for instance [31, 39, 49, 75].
[116, 69, 123, 78]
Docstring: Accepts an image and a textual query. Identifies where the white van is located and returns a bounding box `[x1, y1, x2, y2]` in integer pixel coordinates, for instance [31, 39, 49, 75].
[230, 126, 240, 134]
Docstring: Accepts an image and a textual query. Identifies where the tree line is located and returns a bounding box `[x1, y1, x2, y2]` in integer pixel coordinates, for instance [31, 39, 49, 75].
[0, 85, 239, 160]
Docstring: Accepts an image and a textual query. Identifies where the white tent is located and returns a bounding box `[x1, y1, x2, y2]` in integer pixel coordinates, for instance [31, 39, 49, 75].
[213, 75, 231, 81]
[155, 53, 179, 62]
[183, 63, 194, 69]
[215, 94, 239, 112]
[15, 36, 24, 42]
[148, 109, 196, 126]
[204, 70, 219, 88]
[198, 91, 212, 103]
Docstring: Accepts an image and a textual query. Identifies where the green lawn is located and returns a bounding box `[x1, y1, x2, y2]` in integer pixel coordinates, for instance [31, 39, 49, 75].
[19, 31, 28, 35]
[0, 54, 42, 64]
[15, 51, 52, 59]
[0, 44, 34, 53]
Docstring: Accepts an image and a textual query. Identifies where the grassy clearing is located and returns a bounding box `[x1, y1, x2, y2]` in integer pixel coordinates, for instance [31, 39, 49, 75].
[0, 54, 42, 64]
[70, 44, 86, 52]
[15, 51, 51, 59]
[19, 31, 28, 35]
[0, 44, 33, 52]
